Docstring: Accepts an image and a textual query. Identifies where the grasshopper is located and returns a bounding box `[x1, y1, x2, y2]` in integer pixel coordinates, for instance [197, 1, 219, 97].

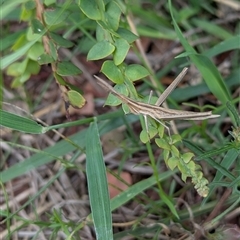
[94, 68, 219, 137]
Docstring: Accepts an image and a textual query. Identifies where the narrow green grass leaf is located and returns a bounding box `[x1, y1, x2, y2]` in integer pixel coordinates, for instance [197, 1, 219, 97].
[226, 101, 240, 127]
[0, 109, 47, 134]
[110, 170, 175, 211]
[86, 119, 113, 240]
[0, 30, 26, 51]
[204, 35, 240, 58]
[192, 18, 233, 40]
[0, 0, 28, 21]
[204, 148, 240, 204]
[0, 111, 135, 183]
[1, 40, 37, 70]
[169, 0, 231, 105]
[189, 54, 232, 104]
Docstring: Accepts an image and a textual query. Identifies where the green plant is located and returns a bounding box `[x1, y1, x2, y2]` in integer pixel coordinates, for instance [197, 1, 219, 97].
[1, 0, 240, 239]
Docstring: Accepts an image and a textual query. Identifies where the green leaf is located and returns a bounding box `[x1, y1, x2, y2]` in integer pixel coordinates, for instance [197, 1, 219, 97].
[140, 129, 150, 143]
[182, 152, 194, 164]
[140, 126, 158, 143]
[26, 59, 40, 75]
[0, 110, 125, 183]
[31, 19, 45, 34]
[44, 7, 70, 26]
[27, 42, 44, 61]
[101, 60, 124, 83]
[167, 156, 178, 170]
[171, 145, 179, 157]
[56, 61, 82, 76]
[155, 138, 170, 151]
[49, 40, 58, 61]
[96, 24, 111, 42]
[9, 59, 40, 87]
[113, 38, 130, 65]
[157, 124, 165, 138]
[86, 119, 113, 240]
[190, 54, 231, 104]
[105, 84, 128, 106]
[204, 35, 240, 58]
[116, 28, 138, 43]
[87, 40, 115, 60]
[122, 103, 131, 114]
[171, 134, 182, 144]
[44, 0, 55, 6]
[192, 18, 232, 40]
[54, 72, 66, 85]
[0, 40, 37, 70]
[125, 64, 150, 81]
[0, 109, 47, 134]
[78, 0, 103, 20]
[54, 73, 84, 95]
[0, 30, 25, 52]
[169, 1, 231, 105]
[226, 101, 240, 127]
[110, 171, 175, 213]
[105, 1, 121, 31]
[6, 62, 23, 76]
[37, 53, 55, 65]
[163, 149, 170, 161]
[49, 32, 74, 48]
[67, 90, 86, 109]
[24, 1, 36, 10]
[11, 34, 28, 51]
[26, 27, 42, 41]
[11, 73, 30, 88]
[20, 6, 34, 21]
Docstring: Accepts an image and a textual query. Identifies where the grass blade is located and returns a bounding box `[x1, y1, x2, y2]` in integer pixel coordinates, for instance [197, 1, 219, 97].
[0, 109, 47, 134]
[86, 118, 113, 240]
[169, 0, 232, 105]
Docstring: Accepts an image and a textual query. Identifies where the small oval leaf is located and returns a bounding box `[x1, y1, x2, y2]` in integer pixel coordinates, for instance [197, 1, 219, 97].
[28, 42, 44, 61]
[31, 19, 45, 34]
[117, 28, 138, 43]
[105, 84, 128, 106]
[44, 8, 70, 26]
[113, 38, 130, 65]
[87, 40, 115, 60]
[67, 90, 86, 109]
[37, 53, 55, 65]
[49, 32, 74, 48]
[56, 61, 82, 76]
[182, 152, 194, 163]
[125, 64, 150, 81]
[155, 138, 170, 150]
[140, 129, 150, 144]
[101, 60, 124, 83]
[78, 0, 102, 20]
[167, 156, 178, 170]
[105, 1, 121, 31]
